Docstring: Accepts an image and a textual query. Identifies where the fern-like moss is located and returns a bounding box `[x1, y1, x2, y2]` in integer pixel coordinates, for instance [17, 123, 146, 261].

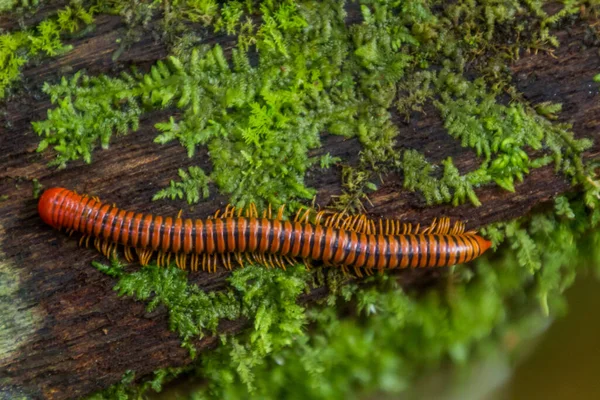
[0, 0, 95, 99]
[0, 0, 39, 13]
[33, 72, 140, 167]
[33, 0, 593, 209]
[153, 166, 210, 205]
[92, 258, 309, 367]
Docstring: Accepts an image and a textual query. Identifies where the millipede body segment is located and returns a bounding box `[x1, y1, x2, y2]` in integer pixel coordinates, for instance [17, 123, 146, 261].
[38, 188, 491, 274]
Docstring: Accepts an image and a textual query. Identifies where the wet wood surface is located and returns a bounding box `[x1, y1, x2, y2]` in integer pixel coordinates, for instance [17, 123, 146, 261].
[0, 9, 599, 400]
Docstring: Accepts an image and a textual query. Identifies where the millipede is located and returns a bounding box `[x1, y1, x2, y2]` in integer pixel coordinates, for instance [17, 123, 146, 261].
[38, 187, 492, 275]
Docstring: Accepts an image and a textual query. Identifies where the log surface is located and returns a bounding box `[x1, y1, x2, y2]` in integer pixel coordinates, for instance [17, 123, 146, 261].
[0, 10, 599, 400]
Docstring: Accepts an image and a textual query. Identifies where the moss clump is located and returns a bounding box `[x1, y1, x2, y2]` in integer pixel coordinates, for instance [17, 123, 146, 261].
[152, 166, 210, 205]
[433, 71, 591, 193]
[86, 368, 186, 400]
[0, 223, 44, 384]
[33, 0, 594, 211]
[93, 260, 240, 357]
[0, 257, 44, 361]
[0, 0, 95, 99]
[93, 259, 309, 364]
[33, 71, 141, 166]
[0, 0, 39, 13]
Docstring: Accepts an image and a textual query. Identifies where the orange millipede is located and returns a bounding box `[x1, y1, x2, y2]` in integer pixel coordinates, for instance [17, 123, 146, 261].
[38, 188, 491, 275]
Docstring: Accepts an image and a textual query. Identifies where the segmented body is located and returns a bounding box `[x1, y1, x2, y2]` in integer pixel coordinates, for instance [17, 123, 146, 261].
[38, 188, 491, 274]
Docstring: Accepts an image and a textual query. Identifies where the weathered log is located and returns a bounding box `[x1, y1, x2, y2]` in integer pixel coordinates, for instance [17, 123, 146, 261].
[0, 9, 599, 400]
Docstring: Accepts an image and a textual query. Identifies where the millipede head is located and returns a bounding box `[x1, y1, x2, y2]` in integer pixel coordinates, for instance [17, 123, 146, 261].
[38, 187, 68, 228]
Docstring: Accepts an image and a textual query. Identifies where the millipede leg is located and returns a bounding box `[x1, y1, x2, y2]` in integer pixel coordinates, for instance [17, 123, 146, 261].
[108, 243, 117, 259]
[272, 255, 290, 270]
[276, 205, 285, 220]
[175, 253, 187, 269]
[341, 215, 354, 231]
[314, 210, 326, 225]
[353, 266, 363, 278]
[299, 209, 311, 223]
[256, 253, 267, 267]
[136, 248, 151, 266]
[266, 254, 276, 269]
[249, 203, 258, 218]
[101, 240, 110, 256]
[303, 258, 312, 270]
[124, 246, 134, 262]
[333, 212, 346, 229]
[223, 253, 233, 270]
[234, 252, 244, 268]
[284, 256, 296, 267]
[294, 207, 305, 222]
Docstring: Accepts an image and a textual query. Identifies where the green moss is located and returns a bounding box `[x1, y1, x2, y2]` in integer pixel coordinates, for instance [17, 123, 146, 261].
[31, 178, 42, 199]
[93, 259, 241, 357]
[89, 259, 309, 396]
[433, 71, 591, 192]
[33, 71, 140, 167]
[86, 369, 136, 400]
[0, 225, 44, 384]
[86, 367, 187, 400]
[0, 0, 38, 14]
[33, 0, 594, 209]
[0, 1, 95, 99]
[152, 166, 210, 205]
[401, 150, 485, 206]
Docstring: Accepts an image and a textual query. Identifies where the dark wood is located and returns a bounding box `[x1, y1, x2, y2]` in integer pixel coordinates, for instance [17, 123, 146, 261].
[0, 10, 599, 400]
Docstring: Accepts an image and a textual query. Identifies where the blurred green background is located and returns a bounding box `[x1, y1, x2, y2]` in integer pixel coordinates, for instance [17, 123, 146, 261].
[154, 269, 600, 400]
[401, 271, 600, 400]
[500, 272, 600, 399]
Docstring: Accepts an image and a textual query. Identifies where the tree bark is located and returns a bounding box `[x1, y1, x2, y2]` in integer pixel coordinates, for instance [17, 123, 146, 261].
[0, 9, 599, 400]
